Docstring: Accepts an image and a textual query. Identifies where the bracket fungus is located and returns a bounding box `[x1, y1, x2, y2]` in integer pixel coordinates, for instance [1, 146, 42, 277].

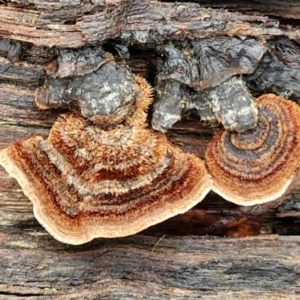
[0, 76, 212, 244]
[152, 76, 258, 133]
[246, 37, 300, 100]
[206, 94, 300, 206]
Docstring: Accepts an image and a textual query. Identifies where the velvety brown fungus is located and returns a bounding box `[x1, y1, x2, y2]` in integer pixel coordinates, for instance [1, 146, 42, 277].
[0, 78, 211, 244]
[206, 94, 300, 205]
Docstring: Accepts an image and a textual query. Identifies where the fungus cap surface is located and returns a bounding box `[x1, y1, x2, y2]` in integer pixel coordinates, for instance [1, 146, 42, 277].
[0, 116, 211, 244]
[206, 94, 300, 205]
[0, 75, 212, 244]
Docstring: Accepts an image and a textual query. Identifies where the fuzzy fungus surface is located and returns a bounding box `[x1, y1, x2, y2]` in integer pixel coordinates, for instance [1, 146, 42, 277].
[0, 76, 211, 245]
[206, 94, 300, 206]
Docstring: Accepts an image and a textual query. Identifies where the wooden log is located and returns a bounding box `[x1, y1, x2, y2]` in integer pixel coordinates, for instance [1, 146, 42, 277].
[0, 230, 299, 298]
[0, 0, 298, 47]
[191, 0, 300, 20]
[1, 0, 300, 298]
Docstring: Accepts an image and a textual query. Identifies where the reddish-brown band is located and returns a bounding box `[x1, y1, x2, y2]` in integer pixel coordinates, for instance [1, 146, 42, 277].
[206, 94, 300, 205]
[0, 113, 211, 244]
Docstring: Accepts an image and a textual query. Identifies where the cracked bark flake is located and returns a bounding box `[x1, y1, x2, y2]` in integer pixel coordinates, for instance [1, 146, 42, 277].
[152, 39, 264, 132]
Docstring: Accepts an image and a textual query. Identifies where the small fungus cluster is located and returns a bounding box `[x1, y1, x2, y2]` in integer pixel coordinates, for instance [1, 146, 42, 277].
[1, 57, 300, 244]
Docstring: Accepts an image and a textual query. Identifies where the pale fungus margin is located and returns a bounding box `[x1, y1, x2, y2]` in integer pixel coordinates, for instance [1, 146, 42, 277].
[206, 94, 300, 206]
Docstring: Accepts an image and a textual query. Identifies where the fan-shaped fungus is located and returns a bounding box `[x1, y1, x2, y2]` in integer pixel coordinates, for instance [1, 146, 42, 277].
[0, 77, 211, 244]
[206, 94, 300, 205]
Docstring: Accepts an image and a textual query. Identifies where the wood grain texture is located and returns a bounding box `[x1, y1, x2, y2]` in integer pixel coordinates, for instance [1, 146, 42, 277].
[0, 230, 299, 298]
[1, 0, 300, 298]
[0, 0, 298, 47]
[191, 0, 300, 20]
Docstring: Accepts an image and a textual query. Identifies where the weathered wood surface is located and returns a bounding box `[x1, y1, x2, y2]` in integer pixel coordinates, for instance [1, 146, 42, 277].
[191, 0, 300, 20]
[0, 0, 299, 47]
[0, 229, 300, 299]
[1, 0, 300, 298]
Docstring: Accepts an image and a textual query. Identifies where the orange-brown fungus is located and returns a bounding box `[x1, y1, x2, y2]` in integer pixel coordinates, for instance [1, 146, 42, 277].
[206, 94, 300, 206]
[0, 78, 211, 244]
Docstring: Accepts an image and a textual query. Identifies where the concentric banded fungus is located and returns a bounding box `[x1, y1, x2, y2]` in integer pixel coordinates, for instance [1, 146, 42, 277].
[0, 78, 211, 244]
[206, 94, 300, 205]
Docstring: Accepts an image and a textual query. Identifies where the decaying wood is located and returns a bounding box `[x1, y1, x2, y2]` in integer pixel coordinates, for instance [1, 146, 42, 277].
[1, 0, 300, 298]
[0, 0, 299, 48]
[0, 229, 300, 299]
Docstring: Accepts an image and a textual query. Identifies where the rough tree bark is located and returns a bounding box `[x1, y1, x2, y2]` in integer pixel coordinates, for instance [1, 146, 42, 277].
[1, 0, 300, 298]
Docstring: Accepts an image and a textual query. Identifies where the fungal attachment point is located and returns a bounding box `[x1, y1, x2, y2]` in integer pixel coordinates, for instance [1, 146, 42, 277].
[206, 94, 300, 206]
[0, 78, 211, 245]
[35, 61, 151, 127]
